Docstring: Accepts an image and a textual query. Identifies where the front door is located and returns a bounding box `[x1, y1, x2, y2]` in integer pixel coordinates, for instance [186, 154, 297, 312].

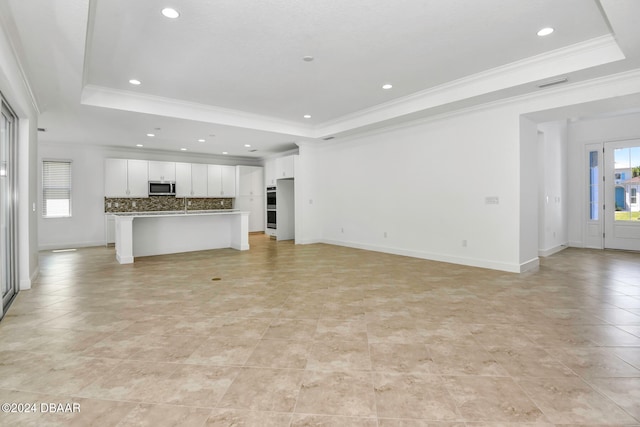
[604, 139, 640, 250]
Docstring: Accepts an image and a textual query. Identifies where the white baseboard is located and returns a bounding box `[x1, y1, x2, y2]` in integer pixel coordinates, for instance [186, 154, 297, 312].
[519, 257, 540, 272]
[321, 239, 526, 273]
[538, 245, 568, 257]
[18, 266, 39, 291]
[294, 238, 322, 245]
[38, 240, 106, 251]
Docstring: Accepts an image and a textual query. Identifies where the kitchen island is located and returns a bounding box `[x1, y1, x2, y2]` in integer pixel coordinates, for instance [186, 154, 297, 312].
[113, 210, 249, 264]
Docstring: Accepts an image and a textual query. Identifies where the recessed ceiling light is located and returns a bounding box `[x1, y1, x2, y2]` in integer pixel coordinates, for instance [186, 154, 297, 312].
[303, 56, 314, 62]
[161, 8, 180, 19]
[129, 79, 141, 85]
[198, 139, 205, 142]
[180, 148, 187, 151]
[222, 151, 228, 155]
[303, 114, 311, 119]
[244, 144, 251, 147]
[136, 144, 143, 147]
[382, 84, 393, 90]
[537, 27, 554, 36]
[146, 133, 155, 137]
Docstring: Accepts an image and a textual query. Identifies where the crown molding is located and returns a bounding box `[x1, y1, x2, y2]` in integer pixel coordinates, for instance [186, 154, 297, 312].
[0, 7, 41, 115]
[314, 67, 640, 149]
[80, 84, 314, 138]
[80, 34, 626, 144]
[312, 35, 625, 138]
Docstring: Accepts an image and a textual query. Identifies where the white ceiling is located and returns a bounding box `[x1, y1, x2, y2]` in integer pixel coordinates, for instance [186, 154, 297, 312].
[1, 0, 639, 158]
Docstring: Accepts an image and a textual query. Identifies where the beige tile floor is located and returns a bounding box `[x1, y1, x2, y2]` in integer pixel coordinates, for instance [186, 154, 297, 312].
[1, 234, 640, 426]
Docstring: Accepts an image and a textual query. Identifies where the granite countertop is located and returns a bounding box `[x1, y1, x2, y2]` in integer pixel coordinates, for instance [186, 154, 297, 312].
[110, 209, 242, 217]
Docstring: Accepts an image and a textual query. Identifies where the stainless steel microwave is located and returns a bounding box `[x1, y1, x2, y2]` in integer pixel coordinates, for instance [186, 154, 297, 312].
[148, 181, 176, 196]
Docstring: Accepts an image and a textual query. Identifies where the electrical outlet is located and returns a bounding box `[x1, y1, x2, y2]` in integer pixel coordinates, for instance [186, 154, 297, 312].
[341, 227, 344, 233]
[384, 231, 387, 238]
[462, 239, 467, 247]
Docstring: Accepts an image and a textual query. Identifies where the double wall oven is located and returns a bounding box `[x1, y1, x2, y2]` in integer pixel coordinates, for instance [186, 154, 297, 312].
[266, 186, 276, 229]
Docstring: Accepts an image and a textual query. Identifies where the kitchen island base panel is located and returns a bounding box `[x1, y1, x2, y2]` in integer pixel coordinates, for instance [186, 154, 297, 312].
[114, 211, 249, 264]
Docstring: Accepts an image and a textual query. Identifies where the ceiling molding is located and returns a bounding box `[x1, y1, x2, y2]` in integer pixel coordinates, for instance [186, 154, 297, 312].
[317, 67, 640, 148]
[81, 0, 98, 91]
[311, 35, 625, 138]
[0, 6, 41, 115]
[78, 32, 625, 145]
[80, 84, 314, 138]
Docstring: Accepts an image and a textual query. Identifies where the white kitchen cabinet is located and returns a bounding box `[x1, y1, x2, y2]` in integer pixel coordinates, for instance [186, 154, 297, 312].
[175, 163, 191, 197]
[237, 166, 264, 196]
[235, 196, 265, 232]
[148, 161, 175, 182]
[264, 158, 277, 186]
[277, 155, 296, 179]
[105, 158, 149, 198]
[207, 165, 236, 197]
[265, 155, 296, 185]
[176, 163, 209, 197]
[236, 166, 264, 232]
[191, 164, 208, 197]
[105, 214, 115, 245]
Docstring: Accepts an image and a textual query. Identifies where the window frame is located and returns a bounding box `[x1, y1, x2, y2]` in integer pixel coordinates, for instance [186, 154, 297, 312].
[42, 159, 73, 218]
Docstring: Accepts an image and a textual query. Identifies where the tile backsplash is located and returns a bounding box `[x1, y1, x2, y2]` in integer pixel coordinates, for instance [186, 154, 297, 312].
[104, 196, 233, 213]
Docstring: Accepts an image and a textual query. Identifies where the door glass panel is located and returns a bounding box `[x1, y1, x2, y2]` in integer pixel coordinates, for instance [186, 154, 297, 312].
[613, 146, 640, 221]
[1, 96, 17, 310]
[589, 150, 599, 220]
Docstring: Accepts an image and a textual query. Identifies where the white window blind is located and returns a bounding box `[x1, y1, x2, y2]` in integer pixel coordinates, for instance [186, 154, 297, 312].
[42, 160, 72, 218]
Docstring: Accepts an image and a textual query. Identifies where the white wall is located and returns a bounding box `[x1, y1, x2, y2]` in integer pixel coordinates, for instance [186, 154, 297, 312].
[37, 142, 261, 250]
[537, 120, 568, 255]
[0, 21, 39, 292]
[295, 69, 640, 272]
[310, 106, 523, 272]
[519, 116, 540, 269]
[294, 142, 324, 244]
[567, 112, 640, 247]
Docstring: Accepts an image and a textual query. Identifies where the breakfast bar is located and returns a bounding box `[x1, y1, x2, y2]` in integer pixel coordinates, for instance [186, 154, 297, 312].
[114, 210, 249, 264]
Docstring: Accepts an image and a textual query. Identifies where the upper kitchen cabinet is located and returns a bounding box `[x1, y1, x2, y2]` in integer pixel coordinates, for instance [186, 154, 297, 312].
[105, 159, 149, 198]
[175, 163, 208, 197]
[264, 154, 296, 185]
[237, 166, 264, 196]
[277, 155, 296, 179]
[148, 161, 176, 182]
[207, 165, 236, 197]
[264, 158, 277, 186]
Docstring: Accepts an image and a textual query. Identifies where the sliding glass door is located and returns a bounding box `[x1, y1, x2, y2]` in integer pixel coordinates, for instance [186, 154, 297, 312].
[1, 95, 18, 311]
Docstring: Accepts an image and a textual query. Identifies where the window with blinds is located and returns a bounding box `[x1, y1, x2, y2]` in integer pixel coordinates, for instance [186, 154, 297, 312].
[42, 160, 72, 218]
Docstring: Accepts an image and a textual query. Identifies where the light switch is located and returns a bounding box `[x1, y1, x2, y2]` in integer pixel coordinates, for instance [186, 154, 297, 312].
[485, 196, 499, 205]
